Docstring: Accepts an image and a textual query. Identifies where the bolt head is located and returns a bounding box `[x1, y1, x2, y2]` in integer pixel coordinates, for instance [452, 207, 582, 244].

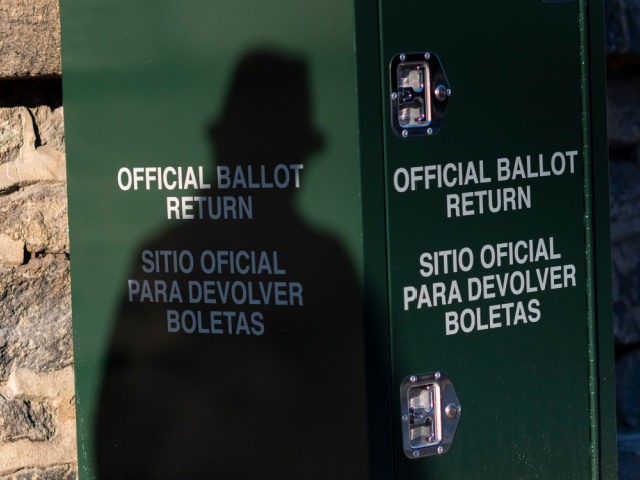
[391, 92, 398, 100]
[402, 130, 409, 138]
[437, 446, 444, 454]
[434, 85, 448, 102]
[400, 53, 406, 61]
[434, 371, 441, 379]
[402, 414, 409, 422]
[446, 88, 452, 97]
[413, 450, 420, 457]
[427, 128, 434, 136]
[445, 403, 459, 419]
[424, 52, 431, 60]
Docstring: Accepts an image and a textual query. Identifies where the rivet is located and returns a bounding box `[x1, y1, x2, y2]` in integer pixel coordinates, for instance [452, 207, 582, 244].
[402, 130, 409, 138]
[400, 53, 406, 61]
[437, 446, 444, 455]
[434, 85, 448, 102]
[445, 403, 459, 419]
[391, 92, 398, 100]
[402, 414, 409, 422]
[424, 52, 431, 60]
[446, 88, 452, 97]
[427, 128, 434, 136]
[413, 450, 420, 457]
[409, 375, 417, 382]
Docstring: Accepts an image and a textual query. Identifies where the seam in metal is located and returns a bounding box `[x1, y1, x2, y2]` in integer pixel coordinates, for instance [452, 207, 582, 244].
[578, 0, 600, 477]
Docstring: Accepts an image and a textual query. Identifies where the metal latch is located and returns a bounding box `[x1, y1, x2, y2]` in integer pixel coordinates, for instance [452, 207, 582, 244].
[390, 52, 452, 137]
[401, 372, 461, 459]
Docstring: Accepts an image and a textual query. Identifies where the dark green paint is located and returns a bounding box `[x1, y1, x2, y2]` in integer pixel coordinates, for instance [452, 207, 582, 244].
[61, 1, 369, 477]
[376, 0, 615, 478]
[586, 0, 619, 477]
[60, 0, 615, 478]
[354, 0, 395, 477]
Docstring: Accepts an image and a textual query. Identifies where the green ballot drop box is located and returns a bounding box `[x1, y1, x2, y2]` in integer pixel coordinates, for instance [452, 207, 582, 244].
[60, 0, 617, 478]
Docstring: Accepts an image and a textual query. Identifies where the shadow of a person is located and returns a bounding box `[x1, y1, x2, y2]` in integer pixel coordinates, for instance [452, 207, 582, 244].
[95, 50, 369, 479]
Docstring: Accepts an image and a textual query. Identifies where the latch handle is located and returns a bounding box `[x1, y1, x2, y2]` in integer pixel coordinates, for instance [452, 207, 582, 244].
[401, 371, 461, 459]
[390, 52, 452, 137]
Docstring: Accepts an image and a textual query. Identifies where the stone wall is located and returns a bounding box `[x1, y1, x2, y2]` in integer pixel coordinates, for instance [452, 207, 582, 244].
[606, 0, 640, 478]
[0, 1, 76, 479]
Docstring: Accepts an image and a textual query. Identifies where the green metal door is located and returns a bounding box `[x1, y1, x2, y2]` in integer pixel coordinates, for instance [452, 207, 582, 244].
[61, 0, 616, 477]
[378, 1, 611, 478]
[61, 1, 370, 478]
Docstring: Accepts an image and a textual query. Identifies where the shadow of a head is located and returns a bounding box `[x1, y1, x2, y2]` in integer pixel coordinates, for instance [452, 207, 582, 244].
[209, 50, 324, 165]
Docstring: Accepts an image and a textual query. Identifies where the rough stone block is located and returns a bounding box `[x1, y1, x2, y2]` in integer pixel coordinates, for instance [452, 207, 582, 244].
[610, 160, 640, 344]
[617, 349, 640, 430]
[0, 109, 24, 165]
[0, 235, 24, 266]
[0, 183, 69, 256]
[0, 464, 76, 480]
[0, 368, 77, 477]
[618, 431, 640, 480]
[30, 106, 65, 153]
[0, 256, 72, 380]
[0, 107, 66, 194]
[607, 75, 640, 149]
[0, 0, 62, 78]
[605, 0, 640, 55]
[0, 398, 55, 443]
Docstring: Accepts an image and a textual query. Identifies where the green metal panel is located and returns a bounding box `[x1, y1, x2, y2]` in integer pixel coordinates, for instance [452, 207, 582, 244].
[60, 0, 370, 478]
[353, 0, 394, 478]
[60, 0, 615, 478]
[377, 0, 615, 478]
[586, 0, 618, 477]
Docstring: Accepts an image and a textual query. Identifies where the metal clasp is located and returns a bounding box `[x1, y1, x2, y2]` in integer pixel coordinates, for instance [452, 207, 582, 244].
[390, 52, 452, 137]
[401, 371, 461, 459]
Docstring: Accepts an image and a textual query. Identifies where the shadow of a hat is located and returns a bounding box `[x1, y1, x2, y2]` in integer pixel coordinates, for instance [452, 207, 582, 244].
[209, 50, 324, 157]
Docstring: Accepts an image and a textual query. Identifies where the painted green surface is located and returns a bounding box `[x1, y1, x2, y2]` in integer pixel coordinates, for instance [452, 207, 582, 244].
[354, 0, 394, 477]
[61, 0, 367, 477]
[381, 1, 611, 479]
[61, 0, 615, 478]
[377, 0, 615, 478]
[586, 0, 619, 477]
